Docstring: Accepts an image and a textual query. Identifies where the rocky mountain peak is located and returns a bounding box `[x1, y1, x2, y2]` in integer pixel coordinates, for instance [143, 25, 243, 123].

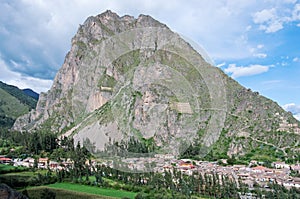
[13, 11, 300, 164]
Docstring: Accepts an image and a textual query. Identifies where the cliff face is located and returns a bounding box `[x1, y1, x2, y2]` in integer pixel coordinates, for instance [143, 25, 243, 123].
[13, 10, 169, 132]
[13, 10, 300, 160]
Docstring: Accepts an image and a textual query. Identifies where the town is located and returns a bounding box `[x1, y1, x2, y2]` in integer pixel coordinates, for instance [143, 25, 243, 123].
[1, 153, 300, 191]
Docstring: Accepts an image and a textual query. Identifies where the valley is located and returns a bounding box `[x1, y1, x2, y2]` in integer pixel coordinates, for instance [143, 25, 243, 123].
[1, 9, 300, 199]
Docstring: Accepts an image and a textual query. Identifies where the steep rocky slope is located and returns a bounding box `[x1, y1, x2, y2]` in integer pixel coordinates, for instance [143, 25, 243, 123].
[13, 11, 300, 162]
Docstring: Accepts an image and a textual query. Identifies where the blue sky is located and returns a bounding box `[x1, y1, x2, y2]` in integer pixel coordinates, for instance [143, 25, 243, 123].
[0, 0, 300, 119]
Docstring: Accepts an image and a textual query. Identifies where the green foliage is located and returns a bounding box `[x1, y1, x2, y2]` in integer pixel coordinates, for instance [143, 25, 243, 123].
[98, 73, 117, 89]
[107, 136, 157, 155]
[0, 81, 37, 129]
[0, 170, 55, 188]
[46, 183, 137, 198]
[113, 50, 141, 75]
[0, 115, 15, 129]
[0, 81, 37, 109]
[95, 102, 114, 125]
[41, 188, 56, 199]
[75, 41, 88, 58]
[26, 186, 116, 199]
[0, 164, 28, 174]
[0, 88, 31, 129]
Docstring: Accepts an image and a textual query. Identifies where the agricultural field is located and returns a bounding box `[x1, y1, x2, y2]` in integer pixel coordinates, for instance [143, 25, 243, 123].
[34, 182, 137, 199]
[0, 169, 53, 188]
[0, 164, 28, 174]
[26, 186, 118, 199]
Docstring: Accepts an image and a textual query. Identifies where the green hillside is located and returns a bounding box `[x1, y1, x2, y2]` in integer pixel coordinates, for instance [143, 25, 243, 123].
[0, 82, 38, 129]
[0, 81, 37, 109]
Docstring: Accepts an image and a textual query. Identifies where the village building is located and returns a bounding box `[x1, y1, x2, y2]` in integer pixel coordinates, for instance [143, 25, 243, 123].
[272, 161, 290, 169]
[0, 157, 12, 164]
[38, 158, 49, 168]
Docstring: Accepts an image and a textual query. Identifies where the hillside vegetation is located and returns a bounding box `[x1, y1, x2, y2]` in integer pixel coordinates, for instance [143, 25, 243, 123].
[0, 81, 38, 129]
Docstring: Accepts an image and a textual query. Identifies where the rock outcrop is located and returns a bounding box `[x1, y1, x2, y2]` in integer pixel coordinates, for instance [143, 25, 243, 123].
[13, 10, 300, 161]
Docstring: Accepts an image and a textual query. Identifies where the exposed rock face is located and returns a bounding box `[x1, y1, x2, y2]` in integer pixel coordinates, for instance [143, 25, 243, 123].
[13, 10, 169, 133]
[13, 10, 300, 159]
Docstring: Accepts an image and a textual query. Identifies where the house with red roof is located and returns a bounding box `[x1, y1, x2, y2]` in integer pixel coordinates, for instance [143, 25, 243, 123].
[0, 157, 12, 164]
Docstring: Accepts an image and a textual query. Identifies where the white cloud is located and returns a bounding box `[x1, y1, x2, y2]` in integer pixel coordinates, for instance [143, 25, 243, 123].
[253, 8, 284, 33]
[246, 25, 252, 31]
[0, 57, 52, 93]
[252, 3, 300, 33]
[249, 44, 267, 58]
[283, 103, 300, 120]
[254, 53, 267, 58]
[0, 0, 300, 93]
[224, 64, 270, 78]
[262, 21, 284, 33]
[216, 62, 226, 68]
[292, 4, 300, 20]
[257, 44, 264, 49]
[0, 0, 271, 74]
[281, 62, 288, 66]
[253, 8, 277, 24]
[283, 103, 300, 113]
[295, 114, 300, 121]
[293, 57, 299, 62]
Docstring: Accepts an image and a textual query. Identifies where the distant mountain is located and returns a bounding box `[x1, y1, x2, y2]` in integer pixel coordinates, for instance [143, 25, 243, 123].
[0, 81, 38, 129]
[22, 89, 39, 100]
[13, 11, 300, 163]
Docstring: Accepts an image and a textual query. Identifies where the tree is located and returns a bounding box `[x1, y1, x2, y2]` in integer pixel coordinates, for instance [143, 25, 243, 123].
[227, 155, 236, 165]
[69, 141, 91, 180]
[41, 188, 56, 199]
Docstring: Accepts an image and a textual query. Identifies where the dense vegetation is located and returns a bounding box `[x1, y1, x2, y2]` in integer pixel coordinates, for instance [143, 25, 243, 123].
[0, 81, 38, 130]
[26, 186, 117, 199]
[179, 127, 300, 165]
[0, 130, 58, 156]
[1, 131, 300, 199]
[0, 81, 38, 109]
[101, 136, 157, 156]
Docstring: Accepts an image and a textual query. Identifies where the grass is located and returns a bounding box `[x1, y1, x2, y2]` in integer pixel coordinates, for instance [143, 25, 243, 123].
[26, 186, 117, 199]
[0, 169, 52, 189]
[0, 88, 30, 119]
[0, 164, 15, 172]
[45, 182, 137, 199]
[2, 169, 47, 176]
[0, 164, 28, 174]
[88, 176, 127, 187]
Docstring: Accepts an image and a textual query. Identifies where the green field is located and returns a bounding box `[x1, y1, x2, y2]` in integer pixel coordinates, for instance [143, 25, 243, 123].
[1, 170, 47, 176]
[0, 164, 15, 172]
[0, 164, 28, 174]
[26, 186, 117, 199]
[44, 183, 136, 199]
[0, 169, 52, 189]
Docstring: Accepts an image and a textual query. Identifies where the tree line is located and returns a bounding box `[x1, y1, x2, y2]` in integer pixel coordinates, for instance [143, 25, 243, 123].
[1, 130, 300, 198]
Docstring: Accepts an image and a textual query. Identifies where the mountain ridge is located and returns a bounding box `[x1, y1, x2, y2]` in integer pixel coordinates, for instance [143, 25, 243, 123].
[22, 89, 39, 100]
[12, 10, 300, 163]
[0, 81, 38, 129]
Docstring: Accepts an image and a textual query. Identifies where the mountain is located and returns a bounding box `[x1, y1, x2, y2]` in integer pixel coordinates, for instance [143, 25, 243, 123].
[12, 10, 300, 163]
[22, 89, 39, 100]
[0, 81, 38, 129]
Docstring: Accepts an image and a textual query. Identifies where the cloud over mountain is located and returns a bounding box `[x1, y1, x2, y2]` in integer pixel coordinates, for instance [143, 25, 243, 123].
[224, 64, 271, 78]
[283, 103, 300, 120]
